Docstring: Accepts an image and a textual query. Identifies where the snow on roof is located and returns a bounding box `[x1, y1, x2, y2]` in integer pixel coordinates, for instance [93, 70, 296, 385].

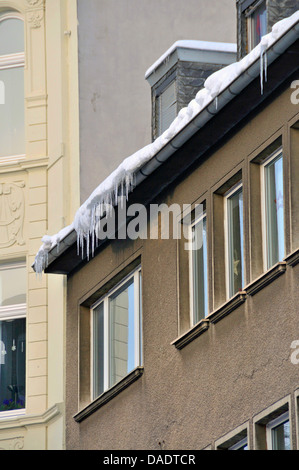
[144, 39, 237, 79]
[33, 10, 299, 274]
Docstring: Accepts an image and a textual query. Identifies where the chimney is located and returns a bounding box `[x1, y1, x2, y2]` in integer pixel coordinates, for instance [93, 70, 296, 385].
[145, 40, 237, 142]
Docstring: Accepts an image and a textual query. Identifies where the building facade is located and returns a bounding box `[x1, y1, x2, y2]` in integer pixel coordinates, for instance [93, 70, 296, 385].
[39, 9, 299, 450]
[0, 0, 237, 450]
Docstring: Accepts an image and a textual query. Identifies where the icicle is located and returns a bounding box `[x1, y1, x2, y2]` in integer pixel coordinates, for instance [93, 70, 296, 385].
[264, 51, 268, 84]
[260, 43, 268, 96]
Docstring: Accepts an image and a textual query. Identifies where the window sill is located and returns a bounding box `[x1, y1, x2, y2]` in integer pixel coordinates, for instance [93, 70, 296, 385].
[207, 291, 247, 324]
[73, 366, 144, 423]
[171, 319, 210, 350]
[285, 248, 299, 267]
[244, 261, 286, 296]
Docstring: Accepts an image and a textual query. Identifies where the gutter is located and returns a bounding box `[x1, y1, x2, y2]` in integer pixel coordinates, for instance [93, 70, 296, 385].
[41, 19, 299, 272]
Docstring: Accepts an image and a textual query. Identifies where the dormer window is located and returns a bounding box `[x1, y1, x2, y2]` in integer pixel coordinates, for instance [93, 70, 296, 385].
[247, 0, 267, 50]
[145, 41, 237, 141]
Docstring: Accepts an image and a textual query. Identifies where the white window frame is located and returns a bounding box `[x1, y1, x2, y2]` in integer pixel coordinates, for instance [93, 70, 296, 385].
[0, 260, 26, 419]
[224, 182, 244, 300]
[90, 267, 142, 400]
[0, 12, 25, 161]
[189, 210, 208, 325]
[260, 148, 284, 272]
[266, 411, 290, 450]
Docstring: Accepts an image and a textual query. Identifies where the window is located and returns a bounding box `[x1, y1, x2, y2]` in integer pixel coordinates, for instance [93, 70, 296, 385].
[92, 268, 142, 400]
[157, 80, 177, 137]
[0, 261, 26, 415]
[266, 412, 291, 450]
[262, 150, 284, 270]
[247, 0, 267, 50]
[0, 12, 25, 158]
[225, 183, 244, 298]
[190, 209, 208, 324]
[228, 437, 248, 450]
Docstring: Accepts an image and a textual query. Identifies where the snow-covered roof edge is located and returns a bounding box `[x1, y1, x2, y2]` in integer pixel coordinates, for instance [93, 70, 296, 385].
[144, 39, 237, 79]
[33, 11, 299, 275]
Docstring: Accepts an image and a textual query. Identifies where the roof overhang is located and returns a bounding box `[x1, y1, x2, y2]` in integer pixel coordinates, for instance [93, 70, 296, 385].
[44, 24, 299, 276]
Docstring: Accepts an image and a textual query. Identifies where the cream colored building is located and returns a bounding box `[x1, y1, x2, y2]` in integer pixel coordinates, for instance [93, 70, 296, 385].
[0, 0, 79, 450]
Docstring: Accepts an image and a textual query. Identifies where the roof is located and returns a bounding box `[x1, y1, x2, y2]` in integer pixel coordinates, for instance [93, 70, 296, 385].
[33, 11, 299, 276]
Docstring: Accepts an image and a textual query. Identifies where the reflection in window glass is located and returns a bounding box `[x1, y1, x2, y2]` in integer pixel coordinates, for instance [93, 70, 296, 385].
[0, 67, 25, 157]
[191, 214, 208, 324]
[92, 269, 141, 400]
[264, 153, 284, 269]
[0, 17, 24, 55]
[227, 186, 244, 298]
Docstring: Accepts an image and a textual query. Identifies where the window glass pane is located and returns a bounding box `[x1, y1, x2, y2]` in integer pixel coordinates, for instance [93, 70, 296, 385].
[109, 278, 135, 388]
[93, 302, 104, 398]
[0, 318, 26, 412]
[227, 187, 244, 297]
[0, 17, 24, 56]
[0, 263, 26, 307]
[192, 215, 208, 323]
[265, 154, 284, 268]
[0, 66, 25, 157]
[272, 420, 290, 450]
[250, 2, 267, 48]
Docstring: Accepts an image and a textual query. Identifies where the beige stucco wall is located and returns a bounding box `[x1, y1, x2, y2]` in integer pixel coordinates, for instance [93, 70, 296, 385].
[65, 84, 299, 449]
[0, 0, 79, 450]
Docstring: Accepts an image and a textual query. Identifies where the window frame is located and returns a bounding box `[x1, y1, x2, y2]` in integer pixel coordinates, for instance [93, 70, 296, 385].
[90, 267, 142, 401]
[260, 148, 284, 272]
[189, 208, 208, 325]
[0, 11, 25, 160]
[0, 260, 26, 419]
[266, 411, 290, 450]
[224, 181, 244, 300]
